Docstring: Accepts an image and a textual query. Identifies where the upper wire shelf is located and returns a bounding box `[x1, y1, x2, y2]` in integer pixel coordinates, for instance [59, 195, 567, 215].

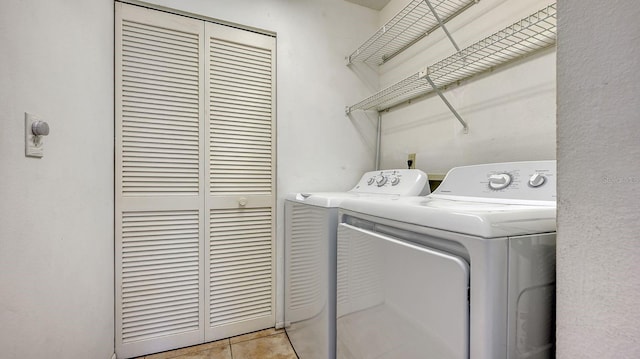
[346, 3, 557, 114]
[347, 0, 479, 66]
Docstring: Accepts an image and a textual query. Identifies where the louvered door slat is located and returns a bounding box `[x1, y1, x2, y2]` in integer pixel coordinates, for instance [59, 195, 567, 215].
[210, 121, 272, 133]
[212, 83, 272, 99]
[211, 112, 270, 123]
[123, 85, 198, 101]
[123, 63, 199, 82]
[212, 144, 271, 153]
[211, 123, 271, 134]
[211, 75, 272, 92]
[212, 43, 271, 62]
[123, 21, 199, 41]
[211, 100, 271, 112]
[210, 106, 270, 119]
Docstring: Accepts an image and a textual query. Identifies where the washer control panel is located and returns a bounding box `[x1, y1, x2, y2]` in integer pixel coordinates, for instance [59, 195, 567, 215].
[433, 161, 556, 202]
[351, 169, 429, 196]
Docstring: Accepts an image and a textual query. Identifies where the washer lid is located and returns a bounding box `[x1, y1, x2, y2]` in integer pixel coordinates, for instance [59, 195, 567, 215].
[285, 192, 367, 208]
[284, 168, 429, 208]
[340, 196, 556, 238]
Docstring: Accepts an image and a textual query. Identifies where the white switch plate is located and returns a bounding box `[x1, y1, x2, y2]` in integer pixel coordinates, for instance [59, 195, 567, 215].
[25, 112, 44, 158]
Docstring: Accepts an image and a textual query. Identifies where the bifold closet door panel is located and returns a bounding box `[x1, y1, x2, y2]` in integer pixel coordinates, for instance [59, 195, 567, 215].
[204, 22, 277, 341]
[115, 3, 206, 358]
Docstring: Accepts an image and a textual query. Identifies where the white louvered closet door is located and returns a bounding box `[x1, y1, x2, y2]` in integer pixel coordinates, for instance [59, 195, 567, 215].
[115, 4, 205, 358]
[116, 3, 276, 358]
[204, 23, 276, 341]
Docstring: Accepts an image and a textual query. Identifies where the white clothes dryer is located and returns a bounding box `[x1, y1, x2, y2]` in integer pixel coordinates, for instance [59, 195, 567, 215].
[284, 169, 429, 359]
[337, 161, 556, 359]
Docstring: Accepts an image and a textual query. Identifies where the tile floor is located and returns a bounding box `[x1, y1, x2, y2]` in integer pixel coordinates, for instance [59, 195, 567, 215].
[134, 328, 298, 359]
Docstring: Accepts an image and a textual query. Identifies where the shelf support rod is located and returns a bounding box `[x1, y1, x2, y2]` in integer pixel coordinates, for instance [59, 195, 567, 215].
[423, 0, 461, 52]
[423, 74, 469, 133]
[375, 112, 382, 170]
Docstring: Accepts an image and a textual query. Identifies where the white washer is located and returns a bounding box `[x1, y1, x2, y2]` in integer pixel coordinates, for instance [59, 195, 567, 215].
[284, 169, 429, 359]
[337, 161, 556, 359]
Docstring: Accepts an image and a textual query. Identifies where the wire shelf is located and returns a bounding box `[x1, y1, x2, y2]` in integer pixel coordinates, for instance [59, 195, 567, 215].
[346, 3, 557, 114]
[347, 0, 478, 66]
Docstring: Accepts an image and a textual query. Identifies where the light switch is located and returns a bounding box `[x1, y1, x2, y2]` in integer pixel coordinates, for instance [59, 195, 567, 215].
[25, 112, 48, 158]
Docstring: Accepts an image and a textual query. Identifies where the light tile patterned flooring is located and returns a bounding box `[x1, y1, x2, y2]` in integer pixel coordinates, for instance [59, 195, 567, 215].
[135, 328, 298, 359]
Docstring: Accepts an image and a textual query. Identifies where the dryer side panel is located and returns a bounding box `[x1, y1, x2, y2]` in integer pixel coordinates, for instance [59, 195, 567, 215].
[508, 232, 556, 359]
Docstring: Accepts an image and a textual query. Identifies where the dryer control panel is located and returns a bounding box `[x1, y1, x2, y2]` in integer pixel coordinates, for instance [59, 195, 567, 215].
[350, 169, 429, 196]
[433, 161, 556, 203]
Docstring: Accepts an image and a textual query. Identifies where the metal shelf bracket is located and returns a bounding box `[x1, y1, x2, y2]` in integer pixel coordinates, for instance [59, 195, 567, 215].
[423, 0, 462, 53]
[421, 0, 468, 133]
[419, 69, 469, 133]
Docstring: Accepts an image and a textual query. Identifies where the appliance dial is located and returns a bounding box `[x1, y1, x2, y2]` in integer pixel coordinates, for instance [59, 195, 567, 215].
[528, 173, 546, 187]
[488, 173, 512, 190]
[375, 175, 387, 187]
[389, 176, 400, 186]
[367, 177, 375, 185]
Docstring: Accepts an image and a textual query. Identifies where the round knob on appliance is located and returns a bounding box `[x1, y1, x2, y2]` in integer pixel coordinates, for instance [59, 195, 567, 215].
[389, 176, 400, 186]
[488, 173, 512, 190]
[367, 177, 375, 185]
[375, 175, 387, 187]
[528, 173, 546, 188]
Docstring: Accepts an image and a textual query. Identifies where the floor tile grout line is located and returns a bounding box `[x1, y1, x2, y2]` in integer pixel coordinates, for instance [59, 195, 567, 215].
[230, 332, 282, 345]
[283, 330, 300, 359]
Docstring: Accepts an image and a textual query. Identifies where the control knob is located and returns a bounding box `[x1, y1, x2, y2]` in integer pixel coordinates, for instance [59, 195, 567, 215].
[367, 177, 375, 186]
[389, 175, 400, 186]
[488, 173, 512, 190]
[375, 175, 387, 187]
[528, 173, 546, 187]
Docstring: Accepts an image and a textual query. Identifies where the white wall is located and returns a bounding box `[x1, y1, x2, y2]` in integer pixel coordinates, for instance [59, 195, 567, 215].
[0, 1, 114, 358]
[556, 1, 640, 357]
[373, 0, 556, 174]
[139, 0, 380, 327]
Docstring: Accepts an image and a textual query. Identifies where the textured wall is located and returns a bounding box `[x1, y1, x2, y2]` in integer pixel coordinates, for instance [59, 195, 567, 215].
[557, 1, 640, 357]
[0, 0, 114, 358]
